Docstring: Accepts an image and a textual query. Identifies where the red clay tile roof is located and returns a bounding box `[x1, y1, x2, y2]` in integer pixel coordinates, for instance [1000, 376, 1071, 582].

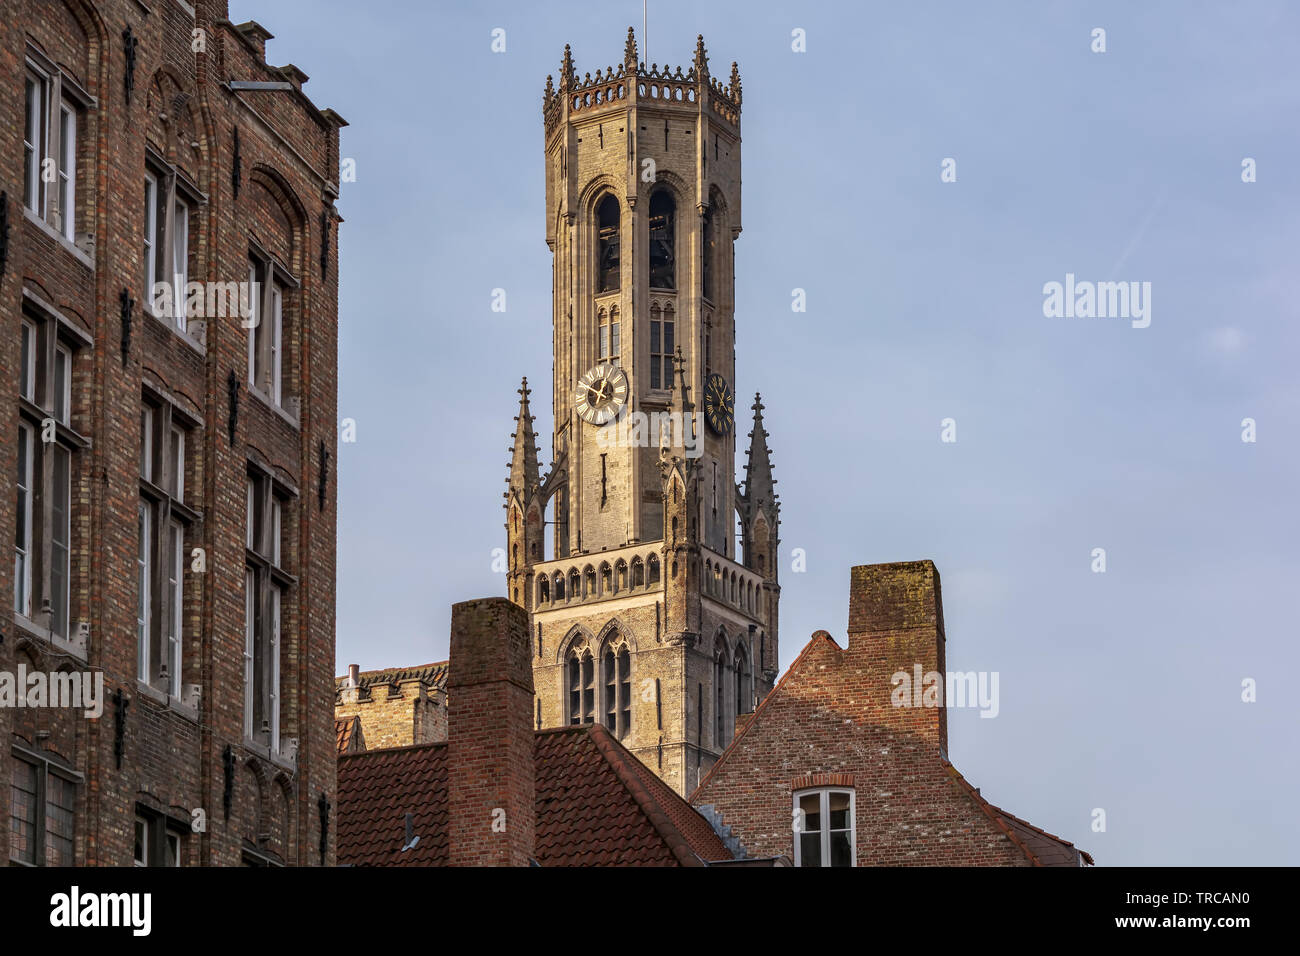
[337, 725, 733, 866]
[335, 716, 363, 755]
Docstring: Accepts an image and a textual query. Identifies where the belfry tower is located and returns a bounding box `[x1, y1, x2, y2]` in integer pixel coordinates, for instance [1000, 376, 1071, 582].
[503, 29, 780, 796]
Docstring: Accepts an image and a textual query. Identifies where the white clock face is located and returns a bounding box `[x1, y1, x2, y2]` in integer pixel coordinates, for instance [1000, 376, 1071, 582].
[574, 363, 628, 426]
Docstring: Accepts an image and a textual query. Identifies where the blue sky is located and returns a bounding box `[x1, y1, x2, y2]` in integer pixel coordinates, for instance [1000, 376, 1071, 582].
[233, 0, 1300, 865]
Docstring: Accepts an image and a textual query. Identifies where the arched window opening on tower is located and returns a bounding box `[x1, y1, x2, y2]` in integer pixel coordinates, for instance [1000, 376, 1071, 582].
[596, 193, 620, 293]
[714, 636, 729, 746]
[649, 190, 676, 290]
[702, 204, 716, 301]
[735, 645, 751, 716]
[601, 643, 633, 738]
[568, 649, 595, 725]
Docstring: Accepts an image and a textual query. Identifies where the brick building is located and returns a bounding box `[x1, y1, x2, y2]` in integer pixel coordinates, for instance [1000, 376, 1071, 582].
[337, 598, 750, 866]
[691, 562, 1093, 867]
[2, 0, 343, 866]
[505, 30, 780, 799]
[334, 661, 447, 752]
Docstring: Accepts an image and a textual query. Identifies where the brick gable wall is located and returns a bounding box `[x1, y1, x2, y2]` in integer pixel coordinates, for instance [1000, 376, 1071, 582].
[692, 562, 1031, 866]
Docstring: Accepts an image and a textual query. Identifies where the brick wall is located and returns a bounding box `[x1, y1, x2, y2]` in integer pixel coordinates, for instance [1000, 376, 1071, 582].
[692, 561, 1031, 866]
[1, 0, 341, 866]
[334, 664, 448, 750]
[447, 599, 535, 866]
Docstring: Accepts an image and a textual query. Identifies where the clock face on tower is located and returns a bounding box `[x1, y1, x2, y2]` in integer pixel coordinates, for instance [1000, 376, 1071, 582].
[703, 373, 735, 436]
[574, 363, 628, 426]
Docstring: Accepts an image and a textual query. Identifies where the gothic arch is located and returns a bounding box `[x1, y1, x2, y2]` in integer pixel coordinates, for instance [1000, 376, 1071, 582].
[578, 173, 624, 216]
[638, 168, 690, 206]
[596, 617, 638, 654]
[248, 163, 308, 274]
[145, 66, 207, 180]
[555, 623, 597, 665]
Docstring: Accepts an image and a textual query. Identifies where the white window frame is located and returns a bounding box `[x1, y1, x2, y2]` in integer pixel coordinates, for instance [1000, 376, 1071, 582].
[23, 67, 49, 216]
[269, 284, 283, 406]
[243, 568, 255, 739]
[20, 320, 36, 402]
[15, 424, 35, 618]
[171, 198, 189, 331]
[57, 102, 75, 240]
[50, 444, 71, 638]
[140, 406, 154, 483]
[792, 788, 856, 868]
[166, 520, 184, 696]
[270, 585, 281, 752]
[144, 173, 158, 300]
[246, 261, 258, 386]
[137, 502, 151, 682]
[53, 343, 71, 424]
[133, 816, 149, 867]
[171, 425, 185, 502]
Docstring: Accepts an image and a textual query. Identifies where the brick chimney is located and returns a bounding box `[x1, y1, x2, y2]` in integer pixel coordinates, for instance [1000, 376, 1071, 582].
[447, 598, 535, 866]
[846, 561, 948, 752]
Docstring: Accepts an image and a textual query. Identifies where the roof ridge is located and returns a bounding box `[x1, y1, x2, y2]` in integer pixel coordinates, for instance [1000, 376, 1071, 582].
[690, 630, 844, 800]
[587, 724, 705, 867]
[338, 740, 447, 763]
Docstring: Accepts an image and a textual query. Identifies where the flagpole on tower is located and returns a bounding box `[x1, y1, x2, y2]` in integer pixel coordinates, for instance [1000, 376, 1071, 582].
[643, 0, 648, 66]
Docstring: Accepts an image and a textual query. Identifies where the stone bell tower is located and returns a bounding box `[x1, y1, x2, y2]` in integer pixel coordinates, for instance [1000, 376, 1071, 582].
[502, 29, 780, 796]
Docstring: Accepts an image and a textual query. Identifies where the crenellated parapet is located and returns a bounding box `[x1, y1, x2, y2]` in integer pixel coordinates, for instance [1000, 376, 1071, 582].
[543, 30, 742, 137]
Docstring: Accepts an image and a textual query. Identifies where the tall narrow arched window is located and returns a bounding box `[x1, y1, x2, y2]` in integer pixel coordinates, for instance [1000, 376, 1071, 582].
[702, 204, 716, 301]
[568, 649, 595, 725]
[597, 194, 620, 293]
[648, 190, 676, 289]
[601, 642, 633, 737]
[618, 646, 631, 733]
[735, 646, 750, 716]
[714, 636, 728, 746]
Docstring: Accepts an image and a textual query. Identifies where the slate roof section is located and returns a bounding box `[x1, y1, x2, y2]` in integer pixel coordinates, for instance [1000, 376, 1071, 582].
[337, 725, 734, 866]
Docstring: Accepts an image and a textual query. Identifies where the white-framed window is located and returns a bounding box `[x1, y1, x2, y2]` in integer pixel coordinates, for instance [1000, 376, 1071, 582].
[23, 54, 84, 240]
[50, 445, 71, 638]
[170, 425, 185, 502]
[134, 810, 184, 867]
[143, 173, 158, 297]
[166, 520, 184, 696]
[793, 788, 855, 868]
[143, 162, 195, 331]
[139, 406, 153, 483]
[245, 472, 291, 753]
[133, 816, 149, 867]
[170, 199, 189, 332]
[15, 312, 82, 640]
[248, 250, 291, 408]
[20, 320, 36, 401]
[57, 102, 75, 240]
[136, 502, 150, 682]
[53, 344, 71, 424]
[243, 568, 255, 739]
[139, 397, 190, 694]
[23, 67, 49, 216]
[14, 424, 34, 617]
